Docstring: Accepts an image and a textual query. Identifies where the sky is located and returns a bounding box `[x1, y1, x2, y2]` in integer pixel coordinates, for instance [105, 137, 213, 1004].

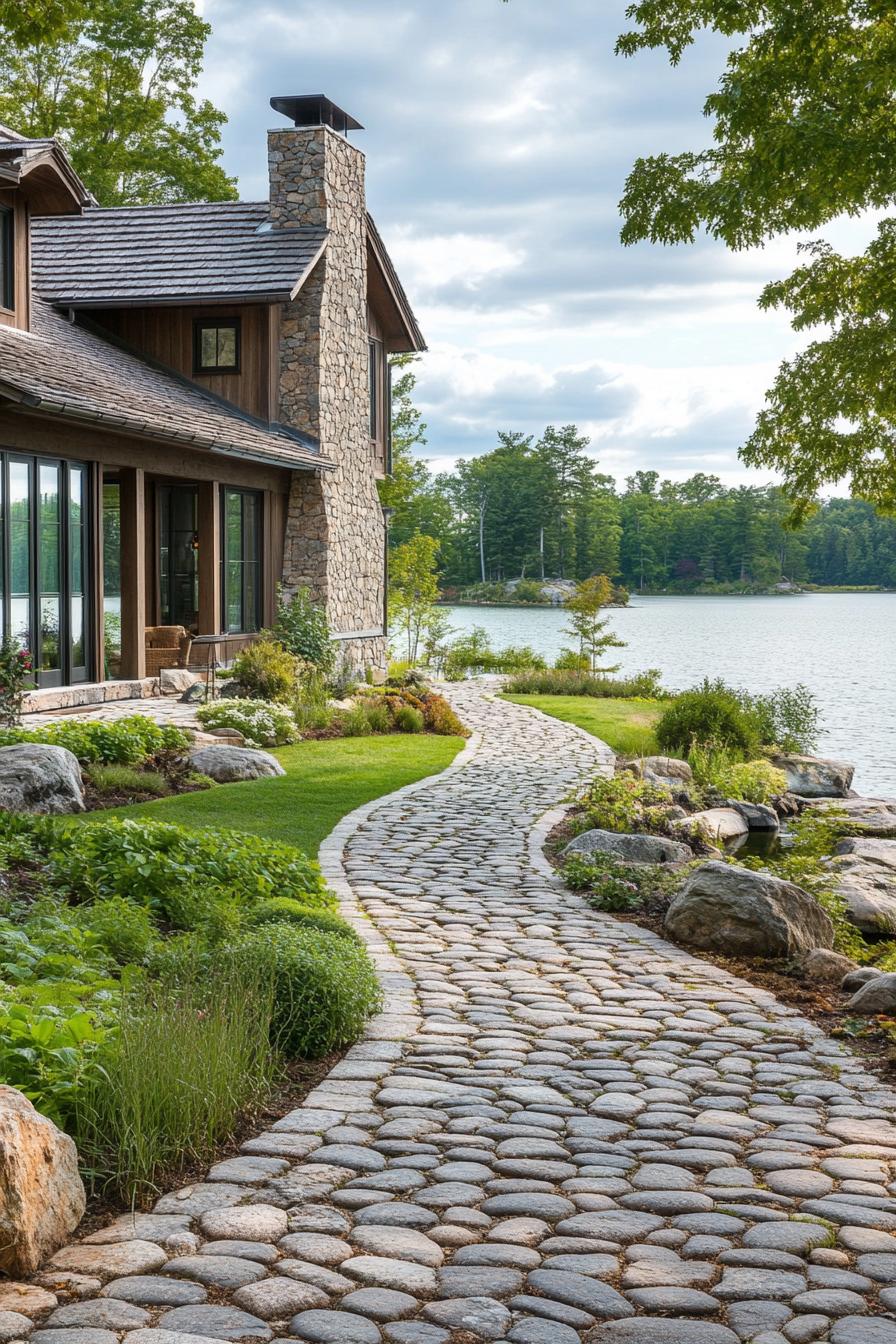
[198, 0, 866, 489]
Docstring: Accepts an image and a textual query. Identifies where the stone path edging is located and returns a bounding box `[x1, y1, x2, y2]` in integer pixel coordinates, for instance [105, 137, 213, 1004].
[15, 682, 896, 1344]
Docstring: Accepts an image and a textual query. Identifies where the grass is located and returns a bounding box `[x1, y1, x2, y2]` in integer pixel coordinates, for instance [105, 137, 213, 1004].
[85, 734, 465, 854]
[504, 694, 663, 756]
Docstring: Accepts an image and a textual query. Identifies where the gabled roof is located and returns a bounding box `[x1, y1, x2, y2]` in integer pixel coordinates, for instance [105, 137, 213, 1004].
[0, 129, 93, 214]
[367, 213, 426, 353]
[31, 202, 328, 307]
[0, 297, 330, 473]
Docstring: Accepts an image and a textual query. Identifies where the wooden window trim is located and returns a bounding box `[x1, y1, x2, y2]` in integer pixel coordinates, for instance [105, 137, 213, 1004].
[192, 317, 241, 374]
[0, 207, 14, 315]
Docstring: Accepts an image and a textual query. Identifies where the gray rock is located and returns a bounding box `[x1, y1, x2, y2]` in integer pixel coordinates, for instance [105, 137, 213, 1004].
[675, 808, 748, 843]
[338, 1289, 417, 1321]
[32, 1332, 118, 1344]
[188, 746, 285, 783]
[771, 754, 855, 798]
[199, 1205, 288, 1243]
[808, 796, 896, 837]
[508, 1319, 580, 1344]
[562, 828, 692, 866]
[348, 1226, 442, 1266]
[715, 1268, 807, 1301]
[289, 1311, 382, 1343]
[163, 1255, 267, 1290]
[46, 1301, 149, 1330]
[0, 1312, 33, 1342]
[157, 1305, 272, 1341]
[200, 1240, 279, 1264]
[154, 1183, 246, 1216]
[0, 743, 84, 814]
[278, 1234, 352, 1265]
[842, 966, 883, 992]
[232, 1279, 328, 1320]
[436, 1267, 523, 1298]
[422, 1297, 511, 1340]
[341, 1256, 437, 1296]
[729, 801, 779, 832]
[791, 1289, 866, 1316]
[846, 972, 896, 1014]
[799, 948, 857, 981]
[526, 1269, 634, 1318]
[624, 1287, 720, 1314]
[621, 756, 692, 790]
[102, 1276, 207, 1307]
[383, 1327, 446, 1344]
[587, 1324, 739, 1344]
[831, 1320, 896, 1344]
[830, 845, 896, 933]
[664, 861, 833, 957]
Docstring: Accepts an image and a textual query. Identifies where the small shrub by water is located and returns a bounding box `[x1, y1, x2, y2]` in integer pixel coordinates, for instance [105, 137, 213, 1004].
[505, 667, 667, 698]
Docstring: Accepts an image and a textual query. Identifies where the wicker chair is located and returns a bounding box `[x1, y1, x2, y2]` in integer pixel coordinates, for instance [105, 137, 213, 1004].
[144, 625, 193, 678]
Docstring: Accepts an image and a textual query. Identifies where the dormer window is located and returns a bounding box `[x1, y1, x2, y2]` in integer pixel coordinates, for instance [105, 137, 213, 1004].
[193, 317, 240, 373]
[0, 207, 13, 312]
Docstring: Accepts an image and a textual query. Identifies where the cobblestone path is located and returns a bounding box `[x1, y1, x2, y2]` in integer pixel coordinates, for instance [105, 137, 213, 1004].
[22, 684, 896, 1344]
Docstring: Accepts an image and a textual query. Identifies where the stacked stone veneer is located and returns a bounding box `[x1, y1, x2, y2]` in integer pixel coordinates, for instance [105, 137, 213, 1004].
[270, 125, 385, 671]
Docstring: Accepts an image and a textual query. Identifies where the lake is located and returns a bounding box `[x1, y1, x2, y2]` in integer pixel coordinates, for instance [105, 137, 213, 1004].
[442, 594, 896, 798]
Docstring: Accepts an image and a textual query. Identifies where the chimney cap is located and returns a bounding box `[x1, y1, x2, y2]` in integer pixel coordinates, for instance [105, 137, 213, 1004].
[270, 95, 363, 134]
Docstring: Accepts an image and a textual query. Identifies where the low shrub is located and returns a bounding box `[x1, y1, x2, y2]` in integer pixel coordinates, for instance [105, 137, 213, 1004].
[576, 773, 675, 835]
[394, 705, 425, 733]
[554, 648, 591, 671]
[229, 640, 298, 703]
[269, 586, 334, 675]
[561, 852, 644, 911]
[0, 638, 33, 727]
[196, 698, 297, 747]
[442, 627, 546, 680]
[50, 817, 331, 924]
[0, 716, 190, 765]
[364, 703, 392, 735]
[247, 897, 360, 942]
[422, 693, 468, 736]
[689, 746, 787, 804]
[749, 683, 821, 754]
[656, 680, 761, 757]
[75, 897, 157, 965]
[237, 923, 382, 1058]
[512, 579, 546, 603]
[506, 667, 667, 698]
[87, 764, 171, 797]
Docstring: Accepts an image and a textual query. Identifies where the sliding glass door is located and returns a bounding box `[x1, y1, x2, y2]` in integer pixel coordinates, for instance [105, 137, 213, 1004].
[1, 454, 92, 686]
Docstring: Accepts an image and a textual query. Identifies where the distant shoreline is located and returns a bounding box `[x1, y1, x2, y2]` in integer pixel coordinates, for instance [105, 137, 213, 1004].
[439, 588, 894, 606]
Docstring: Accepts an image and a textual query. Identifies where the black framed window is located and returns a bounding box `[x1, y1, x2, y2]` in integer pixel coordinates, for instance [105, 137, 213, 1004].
[0, 208, 13, 312]
[193, 318, 240, 373]
[221, 488, 261, 634]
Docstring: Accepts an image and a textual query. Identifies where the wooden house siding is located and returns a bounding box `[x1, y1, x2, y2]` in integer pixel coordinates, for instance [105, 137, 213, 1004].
[0, 190, 30, 331]
[92, 303, 277, 422]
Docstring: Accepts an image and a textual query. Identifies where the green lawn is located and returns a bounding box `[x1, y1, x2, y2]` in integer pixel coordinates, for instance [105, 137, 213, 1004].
[504, 694, 663, 756]
[88, 734, 464, 856]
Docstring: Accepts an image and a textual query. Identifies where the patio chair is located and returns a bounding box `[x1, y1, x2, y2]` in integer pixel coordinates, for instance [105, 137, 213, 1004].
[144, 625, 194, 678]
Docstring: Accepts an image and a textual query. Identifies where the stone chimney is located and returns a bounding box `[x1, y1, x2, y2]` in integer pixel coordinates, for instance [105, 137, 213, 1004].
[269, 96, 385, 668]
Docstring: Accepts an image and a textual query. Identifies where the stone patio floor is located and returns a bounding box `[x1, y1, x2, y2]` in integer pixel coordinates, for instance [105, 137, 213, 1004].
[14, 682, 896, 1344]
[22, 696, 202, 730]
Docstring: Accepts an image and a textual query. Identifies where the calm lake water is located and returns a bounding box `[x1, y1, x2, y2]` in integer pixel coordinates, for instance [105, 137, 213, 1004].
[443, 595, 896, 798]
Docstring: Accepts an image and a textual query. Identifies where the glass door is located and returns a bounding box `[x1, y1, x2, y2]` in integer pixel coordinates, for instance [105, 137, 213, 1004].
[159, 484, 199, 630]
[1, 455, 93, 687]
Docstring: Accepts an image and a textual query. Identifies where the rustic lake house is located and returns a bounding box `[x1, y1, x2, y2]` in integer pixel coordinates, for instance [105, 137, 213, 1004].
[0, 95, 424, 699]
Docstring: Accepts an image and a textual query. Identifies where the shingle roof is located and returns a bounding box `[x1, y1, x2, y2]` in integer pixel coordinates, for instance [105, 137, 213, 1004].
[31, 202, 328, 306]
[0, 297, 329, 473]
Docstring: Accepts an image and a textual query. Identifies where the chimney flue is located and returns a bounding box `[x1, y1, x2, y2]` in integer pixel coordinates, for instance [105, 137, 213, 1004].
[270, 95, 363, 135]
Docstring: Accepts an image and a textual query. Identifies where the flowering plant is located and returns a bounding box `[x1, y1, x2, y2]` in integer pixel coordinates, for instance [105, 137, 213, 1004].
[196, 698, 297, 747]
[0, 640, 32, 727]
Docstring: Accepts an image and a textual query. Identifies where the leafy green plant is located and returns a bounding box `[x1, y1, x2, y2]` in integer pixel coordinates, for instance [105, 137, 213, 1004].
[0, 639, 33, 726]
[442, 626, 546, 679]
[196, 698, 297, 747]
[229, 640, 299, 703]
[750, 684, 821, 753]
[561, 852, 645, 910]
[689, 746, 787, 804]
[49, 817, 331, 925]
[0, 717, 190, 765]
[363, 703, 392, 735]
[554, 648, 591, 671]
[394, 705, 425, 733]
[656, 680, 761, 757]
[576, 773, 673, 835]
[75, 897, 157, 966]
[270, 586, 334, 675]
[237, 923, 382, 1058]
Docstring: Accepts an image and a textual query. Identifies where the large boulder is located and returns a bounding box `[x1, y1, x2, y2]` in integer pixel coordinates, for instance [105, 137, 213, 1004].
[674, 808, 748, 844]
[771, 753, 854, 798]
[798, 948, 857, 982]
[807, 798, 896, 838]
[621, 756, 692, 791]
[664, 860, 834, 958]
[0, 744, 84, 814]
[729, 801, 779, 832]
[846, 973, 896, 1015]
[563, 828, 692, 866]
[829, 836, 896, 935]
[0, 1086, 86, 1275]
[188, 745, 285, 783]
